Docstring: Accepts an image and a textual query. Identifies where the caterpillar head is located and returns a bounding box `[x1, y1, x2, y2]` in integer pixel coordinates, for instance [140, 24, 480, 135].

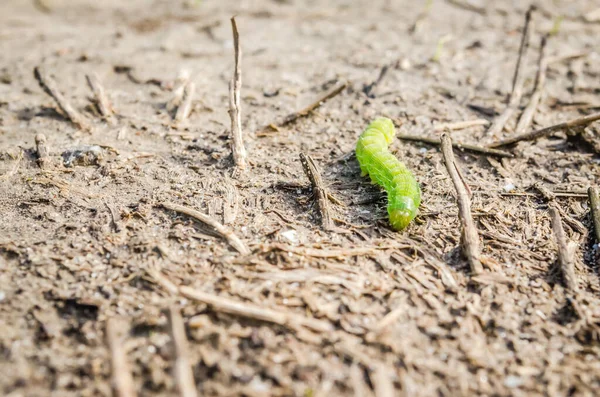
[370, 117, 396, 144]
[388, 196, 417, 231]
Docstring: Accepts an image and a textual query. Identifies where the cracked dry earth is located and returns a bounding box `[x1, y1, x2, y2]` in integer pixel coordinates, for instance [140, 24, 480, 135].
[2, 0, 600, 396]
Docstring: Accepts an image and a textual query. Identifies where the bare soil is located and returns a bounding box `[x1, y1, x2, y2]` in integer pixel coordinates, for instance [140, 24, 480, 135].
[1, 0, 600, 396]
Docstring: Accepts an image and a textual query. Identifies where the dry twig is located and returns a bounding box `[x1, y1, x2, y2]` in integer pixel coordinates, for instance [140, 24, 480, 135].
[167, 307, 198, 397]
[299, 153, 336, 231]
[588, 187, 600, 244]
[35, 133, 49, 169]
[260, 243, 409, 258]
[260, 81, 348, 133]
[86, 73, 114, 119]
[228, 17, 247, 171]
[174, 82, 195, 123]
[440, 134, 483, 274]
[371, 364, 395, 397]
[489, 112, 600, 147]
[161, 201, 249, 255]
[181, 286, 333, 332]
[549, 207, 579, 293]
[167, 69, 191, 112]
[515, 36, 548, 135]
[397, 134, 513, 158]
[34, 66, 90, 131]
[486, 6, 534, 137]
[106, 318, 136, 397]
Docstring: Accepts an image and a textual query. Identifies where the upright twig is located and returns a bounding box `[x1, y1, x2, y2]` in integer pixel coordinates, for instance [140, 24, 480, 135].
[515, 36, 548, 135]
[588, 187, 600, 244]
[34, 66, 91, 131]
[167, 69, 191, 112]
[85, 72, 114, 120]
[440, 134, 483, 274]
[485, 6, 535, 137]
[398, 134, 514, 158]
[167, 307, 198, 397]
[299, 153, 336, 231]
[160, 201, 249, 255]
[228, 17, 247, 171]
[35, 133, 49, 169]
[549, 206, 579, 293]
[488, 111, 600, 147]
[174, 82, 195, 123]
[106, 318, 136, 397]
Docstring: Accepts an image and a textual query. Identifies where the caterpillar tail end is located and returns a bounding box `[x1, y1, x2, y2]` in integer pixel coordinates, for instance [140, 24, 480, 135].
[389, 209, 415, 231]
[388, 195, 419, 231]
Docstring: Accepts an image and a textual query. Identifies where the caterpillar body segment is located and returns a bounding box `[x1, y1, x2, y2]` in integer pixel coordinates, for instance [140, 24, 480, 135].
[356, 118, 421, 230]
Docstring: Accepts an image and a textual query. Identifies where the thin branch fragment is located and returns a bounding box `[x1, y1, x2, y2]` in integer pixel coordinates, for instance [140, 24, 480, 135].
[549, 206, 579, 293]
[261, 81, 348, 133]
[299, 153, 336, 231]
[174, 82, 195, 123]
[167, 307, 198, 397]
[34, 66, 90, 131]
[433, 119, 489, 132]
[228, 17, 247, 171]
[181, 286, 333, 333]
[397, 134, 514, 158]
[161, 201, 249, 255]
[371, 364, 395, 397]
[440, 134, 483, 274]
[86, 73, 114, 119]
[515, 36, 548, 135]
[167, 69, 191, 112]
[35, 133, 49, 169]
[486, 6, 535, 137]
[588, 187, 600, 244]
[106, 318, 136, 397]
[146, 268, 179, 295]
[260, 243, 410, 258]
[489, 111, 600, 148]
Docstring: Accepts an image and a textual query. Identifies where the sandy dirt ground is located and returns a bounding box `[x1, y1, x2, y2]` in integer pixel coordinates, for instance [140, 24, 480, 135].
[1, 0, 600, 396]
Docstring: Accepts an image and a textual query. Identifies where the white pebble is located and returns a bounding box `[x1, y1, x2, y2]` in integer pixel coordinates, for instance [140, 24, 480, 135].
[280, 229, 298, 244]
[504, 375, 523, 388]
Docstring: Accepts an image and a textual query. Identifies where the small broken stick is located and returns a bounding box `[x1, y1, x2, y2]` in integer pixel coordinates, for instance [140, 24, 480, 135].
[106, 318, 136, 397]
[485, 6, 535, 137]
[299, 153, 339, 232]
[167, 307, 198, 397]
[588, 187, 600, 244]
[514, 35, 548, 135]
[35, 133, 50, 169]
[34, 66, 91, 131]
[86, 72, 114, 120]
[229, 17, 247, 171]
[161, 201, 249, 255]
[440, 134, 483, 274]
[174, 82, 195, 124]
[260, 81, 348, 133]
[549, 206, 579, 293]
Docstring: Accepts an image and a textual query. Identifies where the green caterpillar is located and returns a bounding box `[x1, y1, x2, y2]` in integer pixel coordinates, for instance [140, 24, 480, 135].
[356, 117, 421, 230]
